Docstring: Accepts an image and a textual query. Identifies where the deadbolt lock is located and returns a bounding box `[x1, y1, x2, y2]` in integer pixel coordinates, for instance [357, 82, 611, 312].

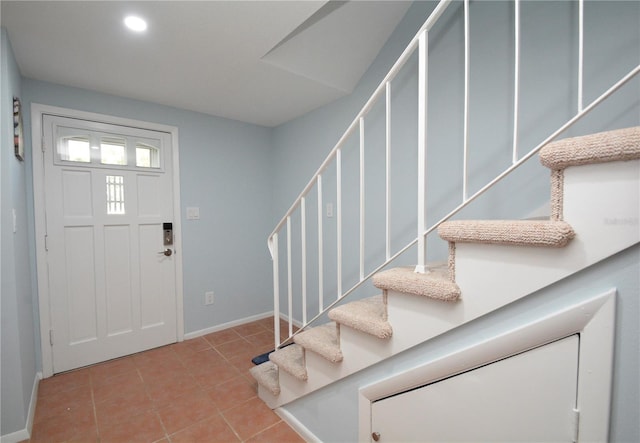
[163, 222, 173, 246]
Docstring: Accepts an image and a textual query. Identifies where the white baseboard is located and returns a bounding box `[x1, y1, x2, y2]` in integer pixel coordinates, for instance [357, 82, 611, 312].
[183, 311, 273, 340]
[0, 429, 29, 443]
[276, 407, 322, 443]
[27, 372, 42, 438]
[183, 311, 304, 342]
[0, 372, 41, 443]
[278, 314, 304, 330]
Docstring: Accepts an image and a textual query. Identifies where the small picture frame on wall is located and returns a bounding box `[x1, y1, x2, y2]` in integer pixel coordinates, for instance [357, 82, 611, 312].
[13, 97, 24, 161]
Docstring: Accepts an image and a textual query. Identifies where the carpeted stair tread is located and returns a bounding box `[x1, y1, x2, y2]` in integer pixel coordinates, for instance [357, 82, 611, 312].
[294, 322, 343, 363]
[373, 264, 460, 301]
[438, 220, 575, 247]
[328, 295, 392, 339]
[249, 361, 280, 396]
[269, 344, 308, 381]
[539, 126, 640, 170]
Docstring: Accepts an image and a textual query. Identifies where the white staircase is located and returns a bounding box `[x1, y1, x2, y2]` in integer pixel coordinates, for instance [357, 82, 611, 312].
[251, 127, 640, 409]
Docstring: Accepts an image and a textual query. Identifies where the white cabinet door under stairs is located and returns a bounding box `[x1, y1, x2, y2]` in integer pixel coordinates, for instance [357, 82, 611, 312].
[370, 335, 579, 443]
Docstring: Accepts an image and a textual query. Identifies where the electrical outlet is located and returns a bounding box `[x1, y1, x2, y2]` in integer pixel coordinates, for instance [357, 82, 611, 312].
[205, 291, 214, 305]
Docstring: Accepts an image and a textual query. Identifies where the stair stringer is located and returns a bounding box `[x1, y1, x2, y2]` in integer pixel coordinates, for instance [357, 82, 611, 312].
[257, 159, 639, 409]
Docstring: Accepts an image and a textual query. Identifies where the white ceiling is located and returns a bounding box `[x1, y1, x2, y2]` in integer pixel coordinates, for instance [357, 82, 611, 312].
[1, 1, 412, 127]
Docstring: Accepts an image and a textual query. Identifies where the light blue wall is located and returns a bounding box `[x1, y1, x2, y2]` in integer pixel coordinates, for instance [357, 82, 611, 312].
[270, 1, 640, 324]
[1, 0, 638, 438]
[4, 25, 276, 436]
[1, 27, 37, 436]
[21, 79, 275, 337]
[272, 1, 639, 441]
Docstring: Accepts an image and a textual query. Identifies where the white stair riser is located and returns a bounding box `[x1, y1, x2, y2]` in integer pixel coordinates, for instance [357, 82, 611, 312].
[563, 159, 639, 258]
[259, 370, 308, 409]
[455, 243, 578, 318]
[386, 292, 463, 347]
[258, 385, 279, 409]
[338, 326, 394, 367]
[303, 352, 347, 386]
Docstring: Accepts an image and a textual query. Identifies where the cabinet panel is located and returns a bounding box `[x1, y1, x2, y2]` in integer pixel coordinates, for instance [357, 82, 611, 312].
[371, 335, 579, 442]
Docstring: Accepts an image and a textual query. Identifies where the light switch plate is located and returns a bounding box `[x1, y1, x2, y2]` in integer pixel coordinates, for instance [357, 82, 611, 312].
[326, 203, 334, 218]
[186, 207, 200, 220]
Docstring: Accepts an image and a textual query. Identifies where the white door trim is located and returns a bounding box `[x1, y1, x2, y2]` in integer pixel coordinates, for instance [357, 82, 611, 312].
[31, 103, 184, 378]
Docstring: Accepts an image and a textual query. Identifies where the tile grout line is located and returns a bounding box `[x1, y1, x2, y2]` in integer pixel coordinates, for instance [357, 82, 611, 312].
[138, 361, 173, 443]
[31, 318, 302, 443]
[89, 373, 99, 442]
[218, 409, 244, 443]
[152, 409, 171, 443]
[161, 339, 241, 441]
[244, 419, 285, 442]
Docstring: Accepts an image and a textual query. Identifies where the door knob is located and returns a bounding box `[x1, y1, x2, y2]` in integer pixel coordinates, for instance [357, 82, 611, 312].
[372, 432, 380, 441]
[158, 249, 172, 256]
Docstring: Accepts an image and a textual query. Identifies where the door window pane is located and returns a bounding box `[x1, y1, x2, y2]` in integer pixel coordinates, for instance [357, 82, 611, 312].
[136, 142, 160, 168]
[60, 136, 91, 162]
[106, 175, 125, 214]
[56, 130, 162, 171]
[101, 137, 127, 165]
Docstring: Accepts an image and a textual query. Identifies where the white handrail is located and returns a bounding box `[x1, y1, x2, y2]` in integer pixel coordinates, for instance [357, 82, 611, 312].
[268, 0, 639, 350]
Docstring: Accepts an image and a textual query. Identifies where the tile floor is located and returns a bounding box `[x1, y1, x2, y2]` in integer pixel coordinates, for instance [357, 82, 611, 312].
[28, 317, 305, 443]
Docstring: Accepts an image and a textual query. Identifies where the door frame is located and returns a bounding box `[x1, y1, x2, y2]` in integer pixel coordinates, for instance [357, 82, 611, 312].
[31, 103, 184, 378]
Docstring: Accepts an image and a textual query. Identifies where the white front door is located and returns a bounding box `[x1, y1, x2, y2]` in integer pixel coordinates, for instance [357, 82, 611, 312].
[40, 113, 180, 373]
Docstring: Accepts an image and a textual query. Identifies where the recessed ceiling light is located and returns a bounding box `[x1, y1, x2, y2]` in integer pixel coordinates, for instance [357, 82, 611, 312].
[124, 15, 147, 32]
